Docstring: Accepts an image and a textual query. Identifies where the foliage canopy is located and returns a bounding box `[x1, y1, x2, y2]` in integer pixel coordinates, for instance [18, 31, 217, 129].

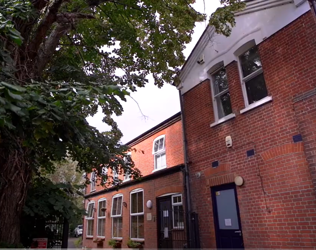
[0, 0, 244, 244]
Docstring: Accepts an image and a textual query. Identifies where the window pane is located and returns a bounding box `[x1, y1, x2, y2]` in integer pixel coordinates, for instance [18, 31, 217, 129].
[112, 198, 117, 216]
[116, 196, 122, 215]
[217, 92, 232, 119]
[101, 167, 107, 175]
[213, 69, 228, 94]
[98, 218, 105, 236]
[113, 217, 122, 237]
[173, 206, 184, 229]
[98, 200, 106, 217]
[240, 46, 262, 77]
[131, 216, 138, 238]
[155, 155, 161, 169]
[87, 220, 94, 236]
[161, 153, 166, 168]
[138, 215, 144, 238]
[87, 203, 94, 218]
[131, 193, 137, 214]
[138, 192, 143, 213]
[245, 73, 268, 104]
[158, 138, 164, 150]
[154, 140, 159, 152]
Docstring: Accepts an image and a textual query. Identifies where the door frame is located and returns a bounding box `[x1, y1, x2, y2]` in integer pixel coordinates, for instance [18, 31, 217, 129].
[211, 182, 244, 249]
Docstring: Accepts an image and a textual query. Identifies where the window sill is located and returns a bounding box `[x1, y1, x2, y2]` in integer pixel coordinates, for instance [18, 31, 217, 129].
[210, 113, 236, 128]
[86, 236, 93, 239]
[240, 96, 272, 114]
[152, 167, 167, 173]
[130, 238, 145, 242]
[111, 237, 122, 241]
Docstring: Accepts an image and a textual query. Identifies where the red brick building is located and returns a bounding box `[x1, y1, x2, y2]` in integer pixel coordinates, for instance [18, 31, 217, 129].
[179, 0, 316, 248]
[82, 112, 187, 248]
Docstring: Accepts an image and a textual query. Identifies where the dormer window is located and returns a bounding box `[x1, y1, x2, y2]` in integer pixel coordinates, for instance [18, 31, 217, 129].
[153, 135, 166, 170]
[90, 171, 96, 192]
[239, 45, 268, 105]
[123, 152, 132, 182]
[211, 67, 233, 121]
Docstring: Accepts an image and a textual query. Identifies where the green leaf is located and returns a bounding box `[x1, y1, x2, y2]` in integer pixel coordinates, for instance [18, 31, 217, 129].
[0, 97, 6, 105]
[7, 89, 23, 100]
[1, 81, 26, 92]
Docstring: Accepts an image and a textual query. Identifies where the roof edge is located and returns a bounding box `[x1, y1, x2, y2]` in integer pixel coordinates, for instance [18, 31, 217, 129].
[84, 164, 184, 199]
[124, 111, 181, 147]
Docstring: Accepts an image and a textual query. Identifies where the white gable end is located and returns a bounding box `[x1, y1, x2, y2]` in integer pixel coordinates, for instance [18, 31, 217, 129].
[179, 0, 311, 94]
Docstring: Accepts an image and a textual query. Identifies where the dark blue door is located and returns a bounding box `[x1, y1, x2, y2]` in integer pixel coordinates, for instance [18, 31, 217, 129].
[211, 183, 244, 249]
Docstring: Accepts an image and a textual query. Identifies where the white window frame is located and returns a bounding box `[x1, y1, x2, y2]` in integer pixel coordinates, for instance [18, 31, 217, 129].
[130, 188, 144, 241]
[172, 194, 184, 229]
[90, 171, 96, 192]
[236, 42, 272, 113]
[210, 66, 235, 127]
[111, 194, 123, 239]
[152, 135, 166, 171]
[86, 201, 95, 238]
[123, 152, 132, 182]
[97, 198, 106, 238]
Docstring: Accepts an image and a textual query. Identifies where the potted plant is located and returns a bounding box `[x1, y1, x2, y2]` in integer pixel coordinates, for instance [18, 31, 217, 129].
[126, 239, 144, 249]
[93, 238, 104, 247]
[108, 239, 122, 249]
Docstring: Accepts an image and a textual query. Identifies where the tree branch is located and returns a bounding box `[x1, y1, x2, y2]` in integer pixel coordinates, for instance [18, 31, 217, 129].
[56, 13, 95, 23]
[36, 23, 71, 76]
[28, 0, 64, 63]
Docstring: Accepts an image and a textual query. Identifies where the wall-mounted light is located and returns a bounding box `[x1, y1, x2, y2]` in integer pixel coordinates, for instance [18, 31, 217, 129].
[146, 200, 153, 209]
[123, 202, 127, 208]
[234, 176, 244, 187]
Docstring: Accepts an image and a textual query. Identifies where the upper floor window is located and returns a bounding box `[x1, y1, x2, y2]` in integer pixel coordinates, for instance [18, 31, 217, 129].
[101, 166, 108, 184]
[211, 68, 233, 121]
[153, 135, 166, 170]
[111, 194, 123, 238]
[86, 201, 95, 237]
[239, 46, 268, 105]
[112, 169, 119, 185]
[90, 171, 96, 192]
[123, 152, 132, 182]
[130, 189, 144, 240]
[97, 199, 106, 237]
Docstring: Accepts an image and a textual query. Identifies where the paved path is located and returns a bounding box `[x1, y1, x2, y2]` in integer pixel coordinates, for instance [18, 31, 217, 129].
[68, 237, 79, 248]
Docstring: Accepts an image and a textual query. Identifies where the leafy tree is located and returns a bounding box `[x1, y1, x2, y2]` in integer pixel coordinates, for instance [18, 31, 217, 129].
[0, 0, 244, 245]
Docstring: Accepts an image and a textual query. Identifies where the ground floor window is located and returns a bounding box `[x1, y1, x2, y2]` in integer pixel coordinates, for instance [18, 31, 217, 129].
[86, 202, 95, 237]
[97, 199, 106, 237]
[130, 189, 144, 239]
[111, 194, 123, 238]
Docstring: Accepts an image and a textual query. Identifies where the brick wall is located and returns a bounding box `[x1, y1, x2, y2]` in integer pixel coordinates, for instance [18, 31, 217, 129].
[83, 116, 185, 248]
[129, 120, 184, 176]
[82, 171, 184, 248]
[183, 11, 316, 248]
[85, 119, 184, 194]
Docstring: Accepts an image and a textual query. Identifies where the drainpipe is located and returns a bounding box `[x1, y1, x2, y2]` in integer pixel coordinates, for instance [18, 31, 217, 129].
[179, 90, 194, 248]
[309, 0, 316, 14]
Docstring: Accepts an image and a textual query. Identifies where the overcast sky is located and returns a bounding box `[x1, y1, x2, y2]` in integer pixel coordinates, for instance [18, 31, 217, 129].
[87, 0, 221, 144]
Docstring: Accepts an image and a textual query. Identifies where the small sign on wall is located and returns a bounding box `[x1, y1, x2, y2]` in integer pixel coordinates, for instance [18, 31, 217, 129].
[147, 213, 152, 221]
[225, 219, 232, 227]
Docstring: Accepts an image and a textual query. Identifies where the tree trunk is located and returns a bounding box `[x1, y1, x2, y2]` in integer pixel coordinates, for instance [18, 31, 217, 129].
[0, 143, 32, 245]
